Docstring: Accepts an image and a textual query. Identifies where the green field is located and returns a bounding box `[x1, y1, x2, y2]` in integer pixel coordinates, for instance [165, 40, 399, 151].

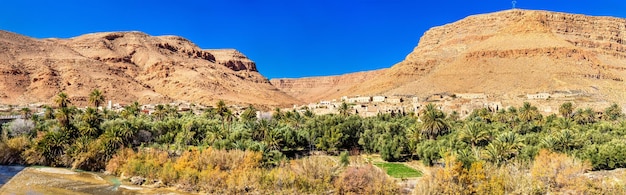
[374, 162, 423, 178]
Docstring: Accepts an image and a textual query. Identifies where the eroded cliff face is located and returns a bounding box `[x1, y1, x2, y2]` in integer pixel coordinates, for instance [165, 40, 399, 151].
[278, 10, 626, 104]
[381, 10, 626, 101]
[0, 31, 300, 107]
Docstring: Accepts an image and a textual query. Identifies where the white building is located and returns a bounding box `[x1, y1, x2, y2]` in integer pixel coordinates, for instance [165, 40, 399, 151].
[356, 96, 371, 103]
[386, 97, 402, 104]
[372, 96, 386, 102]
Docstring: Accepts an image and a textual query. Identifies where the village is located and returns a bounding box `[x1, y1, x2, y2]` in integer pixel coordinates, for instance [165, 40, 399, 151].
[0, 90, 616, 121]
[286, 90, 616, 119]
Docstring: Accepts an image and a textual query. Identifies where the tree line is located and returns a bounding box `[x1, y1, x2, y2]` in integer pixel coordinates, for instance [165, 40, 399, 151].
[1, 90, 625, 193]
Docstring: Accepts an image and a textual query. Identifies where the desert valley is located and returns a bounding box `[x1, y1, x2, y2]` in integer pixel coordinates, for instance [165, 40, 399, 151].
[1, 9, 626, 194]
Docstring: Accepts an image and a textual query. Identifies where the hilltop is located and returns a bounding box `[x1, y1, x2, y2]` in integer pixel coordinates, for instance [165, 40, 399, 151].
[0, 31, 301, 107]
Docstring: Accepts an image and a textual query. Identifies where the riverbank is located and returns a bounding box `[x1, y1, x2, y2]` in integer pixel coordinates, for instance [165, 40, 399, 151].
[0, 166, 193, 195]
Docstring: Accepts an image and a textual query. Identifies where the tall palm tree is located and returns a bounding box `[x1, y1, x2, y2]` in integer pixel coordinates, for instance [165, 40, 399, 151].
[55, 107, 73, 128]
[338, 102, 351, 116]
[153, 104, 166, 121]
[559, 102, 574, 118]
[216, 100, 229, 118]
[88, 89, 105, 109]
[420, 103, 449, 139]
[54, 92, 71, 108]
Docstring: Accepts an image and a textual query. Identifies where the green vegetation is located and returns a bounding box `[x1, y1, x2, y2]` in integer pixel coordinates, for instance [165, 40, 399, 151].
[0, 90, 626, 193]
[374, 162, 422, 178]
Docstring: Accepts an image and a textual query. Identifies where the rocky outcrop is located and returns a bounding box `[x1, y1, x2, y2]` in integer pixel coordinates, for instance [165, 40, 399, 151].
[206, 49, 258, 72]
[0, 31, 300, 107]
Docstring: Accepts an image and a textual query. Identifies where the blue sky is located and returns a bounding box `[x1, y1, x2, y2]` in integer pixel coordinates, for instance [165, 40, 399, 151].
[1, 0, 625, 79]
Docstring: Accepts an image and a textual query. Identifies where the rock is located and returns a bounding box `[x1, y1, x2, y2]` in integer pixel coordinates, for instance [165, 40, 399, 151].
[130, 176, 145, 185]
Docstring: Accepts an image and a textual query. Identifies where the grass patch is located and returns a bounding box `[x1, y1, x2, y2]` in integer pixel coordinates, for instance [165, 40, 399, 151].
[374, 162, 422, 178]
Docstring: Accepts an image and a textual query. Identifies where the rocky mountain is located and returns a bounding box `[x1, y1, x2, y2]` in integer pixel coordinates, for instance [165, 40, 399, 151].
[273, 10, 626, 105]
[0, 31, 301, 107]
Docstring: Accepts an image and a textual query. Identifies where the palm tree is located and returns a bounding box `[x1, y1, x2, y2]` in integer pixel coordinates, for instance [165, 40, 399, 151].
[272, 107, 283, 121]
[121, 101, 141, 118]
[153, 104, 166, 121]
[518, 102, 539, 122]
[81, 107, 102, 129]
[573, 108, 596, 125]
[338, 102, 351, 116]
[55, 107, 73, 128]
[20, 107, 32, 119]
[88, 89, 105, 109]
[483, 132, 524, 166]
[216, 100, 229, 118]
[458, 122, 490, 149]
[559, 102, 574, 118]
[420, 104, 449, 139]
[54, 92, 71, 108]
[604, 103, 623, 121]
[240, 105, 257, 122]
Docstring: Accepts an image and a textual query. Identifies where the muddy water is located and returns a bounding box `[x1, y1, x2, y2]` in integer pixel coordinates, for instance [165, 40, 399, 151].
[0, 166, 194, 195]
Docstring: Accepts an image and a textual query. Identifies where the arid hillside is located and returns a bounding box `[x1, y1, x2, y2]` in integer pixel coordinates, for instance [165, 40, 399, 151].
[273, 10, 626, 105]
[270, 70, 385, 103]
[0, 31, 301, 107]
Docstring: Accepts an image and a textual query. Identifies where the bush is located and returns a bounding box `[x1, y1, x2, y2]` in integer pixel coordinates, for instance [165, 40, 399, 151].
[7, 119, 35, 137]
[579, 140, 626, 170]
[0, 136, 30, 164]
[334, 164, 399, 194]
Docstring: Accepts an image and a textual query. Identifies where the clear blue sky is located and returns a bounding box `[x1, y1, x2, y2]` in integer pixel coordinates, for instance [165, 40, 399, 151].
[1, 0, 625, 79]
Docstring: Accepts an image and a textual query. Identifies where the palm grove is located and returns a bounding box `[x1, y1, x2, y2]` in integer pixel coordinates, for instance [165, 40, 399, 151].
[1, 89, 626, 193]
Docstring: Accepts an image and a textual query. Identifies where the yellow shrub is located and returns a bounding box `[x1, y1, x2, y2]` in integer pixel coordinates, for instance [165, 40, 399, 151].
[531, 149, 591, 193]
[0, 136, 30, 164]
[334, 164, 399, 195]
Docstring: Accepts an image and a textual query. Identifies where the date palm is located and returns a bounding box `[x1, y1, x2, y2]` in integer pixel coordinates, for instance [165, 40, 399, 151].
[338, 102, 351, 116]
[55, 107, 73, 128]
[420, 103, 449, 139]
[559, 102, 574, 118]
[153, 104, 166, 121]
[88, 89, 105, 109]
[518, 102, 539, 122]
[458, 122, 490, 149]
[54, 92, 71, 108]
[79, 107, 102, 136]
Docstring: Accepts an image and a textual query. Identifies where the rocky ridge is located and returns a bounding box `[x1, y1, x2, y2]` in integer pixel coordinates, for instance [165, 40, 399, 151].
[0, 31, 301, 107]
[273, 10, 626, 106]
